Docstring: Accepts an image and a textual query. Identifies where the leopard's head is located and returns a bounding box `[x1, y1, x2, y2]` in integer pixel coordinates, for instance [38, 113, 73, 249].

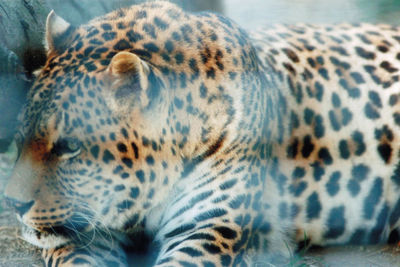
[5, 1, 261, 248]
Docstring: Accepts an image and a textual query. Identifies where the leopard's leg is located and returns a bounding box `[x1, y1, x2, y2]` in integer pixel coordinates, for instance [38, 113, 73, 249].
[153, 215, 292, 267]
[42, 240, 128, 267]
[151, 169, 294, 266]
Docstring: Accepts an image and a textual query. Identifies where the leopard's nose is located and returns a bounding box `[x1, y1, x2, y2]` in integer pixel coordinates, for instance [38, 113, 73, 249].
[5, 197, 34, 217]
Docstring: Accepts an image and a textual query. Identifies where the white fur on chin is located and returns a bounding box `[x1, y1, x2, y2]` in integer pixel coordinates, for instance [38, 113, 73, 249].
[22, 226, 70, 249]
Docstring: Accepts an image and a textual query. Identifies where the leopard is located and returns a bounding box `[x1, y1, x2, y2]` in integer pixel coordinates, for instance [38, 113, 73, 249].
[5, 1, 400, 266]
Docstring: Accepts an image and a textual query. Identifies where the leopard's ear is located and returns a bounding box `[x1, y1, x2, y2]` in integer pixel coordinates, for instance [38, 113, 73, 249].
[45, 10, 75, 54]
[107, 51, 150, 91]
[106, 51, 152, 108]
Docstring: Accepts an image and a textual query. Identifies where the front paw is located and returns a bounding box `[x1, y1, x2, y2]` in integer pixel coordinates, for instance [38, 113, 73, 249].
[42, 242, 127, 267]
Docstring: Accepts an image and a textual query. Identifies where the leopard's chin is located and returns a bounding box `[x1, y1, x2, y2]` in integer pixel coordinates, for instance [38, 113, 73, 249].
[22, 225, 70, 249]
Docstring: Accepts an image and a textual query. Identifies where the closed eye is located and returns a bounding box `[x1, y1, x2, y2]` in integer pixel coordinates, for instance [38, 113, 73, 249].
[51, 137, 82, 160]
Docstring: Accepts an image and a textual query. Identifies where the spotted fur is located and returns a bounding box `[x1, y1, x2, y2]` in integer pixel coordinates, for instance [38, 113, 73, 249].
[5, 2, 400, 266]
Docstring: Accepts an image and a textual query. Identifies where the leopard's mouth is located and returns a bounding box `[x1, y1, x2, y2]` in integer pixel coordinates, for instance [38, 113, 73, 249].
[19, 212, 93, 249]
[22, 225, 70, 249]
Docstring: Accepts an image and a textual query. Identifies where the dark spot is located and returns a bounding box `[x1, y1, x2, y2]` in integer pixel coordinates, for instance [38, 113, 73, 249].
[117, 143, 127, 153]
[380, 61, 398, 73]
[130, 187, 139, 199]
[229, 195, 245, 209]
[389, 94, 398, 106]
[199, 83, 208, 98]
[121, 128, 129, 139]
[289, 181, 307, 197]
[83, 46, 94, 57]
[179, 247, 203, 257]
[378, 143, 392, 163]
[220, 255, 232, 266]
[186, 233, 215, 241]
[116, 200, 133, 212]
[355, 46, 375, 60]
[304, 108, 314, 125]
[142, 137, 150, 146]
[364, 103, 380, 119]
[189, 58, 199, 74]
[330, 46, 348, 55]
[314, 115, 325, 138]
[143, 23, 157, 39]
[352, 131, 366, 156]
[164, 41, 174, 54]
[349, 229, 367, 245]
[282, 48, 299, 63]
[114, 185, 125, 192]
[292, 167, 305, 179]
[195, 208, 227, 222]
[307, 57, 316, 68]
[154, 17, 168, 30]
[165, 223, 195, 238]
[174, 97, 184, 109]
[202, 243, 221, 254]
[363, 177, 383, 220]
[347, 179, 361, 197]
[350, 72, 365, 84]
[311, 162, 325, 181]
[369, 204, 389, 244]
[143, 42, 159, 53]
[214, 226, 237, 239]
[131, 142, 139, 159]
[352, 164, 369, 182]
[339, 140, 350, 159]
[175, 52, 184, 64]
[393, 112, 400, 126]
[233, 228, 249, 252]
[135, 170, 145, 183]
[117, 22, 126, 29]
[329, 110, 341, 131]
[101, 23, 112, 31]
[122, 157, 133, 168]
[318, 147, 333, 165]
[313, 81, 324, 102]
[306, 192, 322, 220]
[326, 171, 341, 196]
[102, 149, 115, 163]
[375, 125, 394, 141]
[145, 155, 155, 165]
[102, 31, 117, 41]
[301, 135, 314, 158]
[127, 30, 143, 43]
[219, 179, 238, 190]
[286, 138, 299, 159]
[114, 39, 132, 50]
[84, 62, 97, 72]
[368, 91, 382, 108]
[318, 68, 329, 80]
[206, 68, 216, 79]
[324, 206, 345, 238]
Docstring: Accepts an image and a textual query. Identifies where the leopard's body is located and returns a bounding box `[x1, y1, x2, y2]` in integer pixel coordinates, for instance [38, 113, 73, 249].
[5, 2, 400, 266]
[253, 23, 400, 246]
